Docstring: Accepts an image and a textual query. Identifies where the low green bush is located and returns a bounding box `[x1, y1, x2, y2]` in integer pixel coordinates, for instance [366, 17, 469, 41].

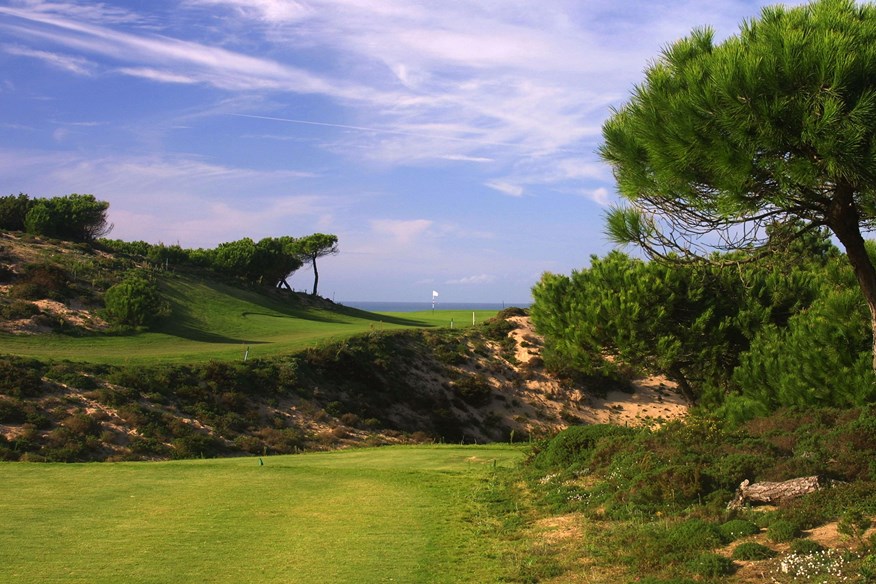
[103, 274, 169, 327]
[732, 542, 776, 560]
[767, 519, 801, 543]
[0, 397, 26, 423]
[838, 508, 872, 543]
[9, 262, 72, 300]
[0, 356, 47, 397]
[611, 519, 725, 574]
[631, 579, 698, 584]
[789, 539, 825, 555]
[532, 424, 636, 471]
[686, 552, 736, 577]
[46, 364, 98, 390]
[0, 300, 40, 320]
[719, 519, 760, 541]
[452, 373, 492, 406]
[171, 433, 223, 459]
[62, 413, 101, 437]
[861, 554, 876, 583]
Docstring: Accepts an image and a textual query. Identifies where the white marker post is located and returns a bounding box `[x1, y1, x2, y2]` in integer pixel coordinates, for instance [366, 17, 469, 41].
[432, 290, 439, 312]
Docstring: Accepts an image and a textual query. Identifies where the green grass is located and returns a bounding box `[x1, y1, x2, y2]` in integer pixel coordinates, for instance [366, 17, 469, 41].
[0, 445, 525, 583]
[0, 274, 499, 364]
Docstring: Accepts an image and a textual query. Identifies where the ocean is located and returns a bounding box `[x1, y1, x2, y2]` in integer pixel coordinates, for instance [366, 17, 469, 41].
[340, 301, 530, 313]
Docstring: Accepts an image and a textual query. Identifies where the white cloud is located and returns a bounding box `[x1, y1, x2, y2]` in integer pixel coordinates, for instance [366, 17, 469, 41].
[439, 154, 493, 163]
[446, 274, 496, 285]
[0, 4, 368, 97]
[486, 181, 524, 197]
[116, 67, 197, 84]
[3, 44, 94, 75]
[589, 187, 611, 206]
[369, 218, 432, 244]
[186, 0, 313, 23]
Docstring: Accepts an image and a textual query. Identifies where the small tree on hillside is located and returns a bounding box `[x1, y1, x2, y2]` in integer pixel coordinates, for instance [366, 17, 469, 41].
[600, 0, 876, 372]
[21, 194, 112, 242]
[0, 194, 32, 231]
[254, 236, 303, 290]
[103, 274, 169, 328]
[295, 233, 338, 296]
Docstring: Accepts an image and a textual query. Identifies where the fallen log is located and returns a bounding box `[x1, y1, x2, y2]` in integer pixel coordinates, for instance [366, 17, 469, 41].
[727, 476, 827, 510]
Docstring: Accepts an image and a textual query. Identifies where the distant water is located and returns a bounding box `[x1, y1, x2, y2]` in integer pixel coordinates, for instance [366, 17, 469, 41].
[341, 301, 530, 313]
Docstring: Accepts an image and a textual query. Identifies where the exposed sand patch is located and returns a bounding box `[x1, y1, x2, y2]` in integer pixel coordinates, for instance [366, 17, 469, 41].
[491, 316, 688, 437]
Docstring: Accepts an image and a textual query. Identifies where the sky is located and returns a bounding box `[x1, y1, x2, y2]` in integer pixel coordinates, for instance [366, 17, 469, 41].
[0, 0, 804, 303]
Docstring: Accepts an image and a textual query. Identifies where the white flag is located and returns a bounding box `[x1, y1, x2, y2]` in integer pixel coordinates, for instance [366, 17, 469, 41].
[432, 290, 439, 298]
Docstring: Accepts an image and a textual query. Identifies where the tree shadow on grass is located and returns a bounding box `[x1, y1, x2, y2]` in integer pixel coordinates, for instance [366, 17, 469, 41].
[156, 273, 434, 343]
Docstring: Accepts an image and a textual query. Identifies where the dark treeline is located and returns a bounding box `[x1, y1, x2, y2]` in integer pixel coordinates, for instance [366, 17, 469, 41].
[101, 237, 303, 290]
[100, 234, 338, 294]
[0, 193, 337, 293]
[531, 229, 876, 420]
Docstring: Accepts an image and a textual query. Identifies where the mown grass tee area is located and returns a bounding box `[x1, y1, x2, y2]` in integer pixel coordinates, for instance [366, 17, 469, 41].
[0, 445, 524, 584]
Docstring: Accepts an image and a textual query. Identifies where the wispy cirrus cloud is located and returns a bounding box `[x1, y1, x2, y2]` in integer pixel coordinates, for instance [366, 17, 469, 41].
[3, 43, 94, 74]
[116, 67, 197, 85]
[486, 181, 524, 198]
[0, 3, 372, 97]
[369, 219, 433, 245]
[446, 274, 496, 286]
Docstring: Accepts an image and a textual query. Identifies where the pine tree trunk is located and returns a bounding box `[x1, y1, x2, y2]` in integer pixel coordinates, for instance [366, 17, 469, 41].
[311, 256, 319, 296]
[827, 187, 876, 372]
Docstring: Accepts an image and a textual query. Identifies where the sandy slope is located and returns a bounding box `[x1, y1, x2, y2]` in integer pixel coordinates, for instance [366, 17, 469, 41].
[459, 315, 689, 441]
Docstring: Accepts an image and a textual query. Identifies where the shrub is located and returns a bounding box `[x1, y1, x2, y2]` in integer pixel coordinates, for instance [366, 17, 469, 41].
[768, 519, 802, 543]
[103, 274, 169, 327]
[616, 519, 725, 573]
[171, 433, 223, 459]
[46, 364, 98, 390]
[665, 519, 725, 551]
[452, 373, 492, 406]
[62, 413, 102, 436]
[0, 300, 40, 320]
[686, 552, 736, 577]
[0, 356, 47, 397]
[719, 519, 760, 542]
[0, 397, 26, 423]
[634, 579, 698, 584]
[533, 424, 636, 471]
[838, 509, 872, 543]
[861, 554, 876, 583]
[789, 539, 825, 555]
[255, 427, 307, 454]
[129, 435, 170, 457]
[10, 263, 71, 300]
[325, 401, 344, 416]
[732, 542, 776, 560]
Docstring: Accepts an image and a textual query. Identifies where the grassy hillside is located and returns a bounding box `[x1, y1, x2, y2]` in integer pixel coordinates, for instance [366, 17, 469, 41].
[0, 270, 498, 364]
[0, 233, 497, 364]
[0, 445, 525, 584]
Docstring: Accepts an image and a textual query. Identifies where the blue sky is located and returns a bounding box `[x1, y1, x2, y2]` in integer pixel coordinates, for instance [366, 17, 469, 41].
[0, 0, 799, 303]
